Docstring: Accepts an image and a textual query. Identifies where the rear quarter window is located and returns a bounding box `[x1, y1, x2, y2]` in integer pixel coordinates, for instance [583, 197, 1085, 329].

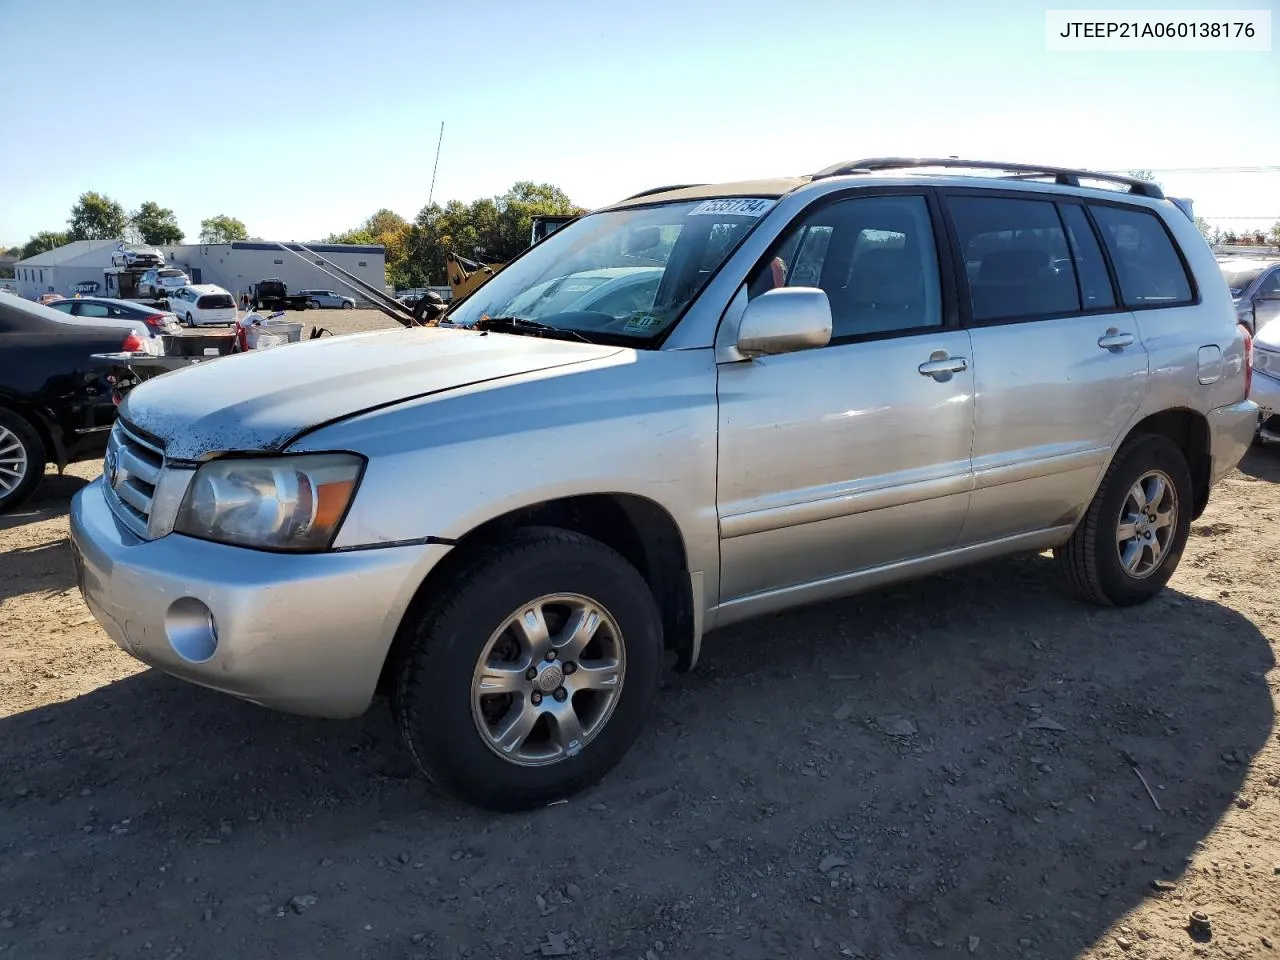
[1088, 204, 1193, 308]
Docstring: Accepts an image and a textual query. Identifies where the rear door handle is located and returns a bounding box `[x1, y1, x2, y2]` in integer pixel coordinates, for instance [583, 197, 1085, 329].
[1098, 329, 1135, 350]
[918, 356, 968, 379]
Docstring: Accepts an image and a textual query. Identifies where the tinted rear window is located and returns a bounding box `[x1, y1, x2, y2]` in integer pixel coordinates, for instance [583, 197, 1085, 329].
[159, 269, 184, 278]
[197, 294, 235, 309]
[948, 196, 1079, 321]
[1089, 204, 1193, 307]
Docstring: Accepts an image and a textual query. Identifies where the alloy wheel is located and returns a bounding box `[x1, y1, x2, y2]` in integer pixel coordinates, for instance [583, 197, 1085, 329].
[0, 425, 29, 499]
[1116, 469, 1177, 579]
[470, 593, 626, 767]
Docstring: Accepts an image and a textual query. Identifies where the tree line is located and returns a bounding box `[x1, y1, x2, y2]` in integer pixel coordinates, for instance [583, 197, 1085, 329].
[7, 192, 250, 262]
[9, 179, 1275, 289]
[4, 182, 586, 291]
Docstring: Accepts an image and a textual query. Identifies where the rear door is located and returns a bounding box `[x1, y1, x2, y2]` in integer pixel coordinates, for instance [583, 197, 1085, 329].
[715, 190, 976, 607]
[943, 191, 1150, 546]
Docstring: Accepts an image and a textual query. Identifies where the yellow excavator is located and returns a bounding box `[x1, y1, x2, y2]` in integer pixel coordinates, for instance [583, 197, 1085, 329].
[444, 214, 578, 301]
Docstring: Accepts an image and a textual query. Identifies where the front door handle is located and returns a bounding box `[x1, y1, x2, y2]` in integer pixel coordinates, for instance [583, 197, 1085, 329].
[918, 355, 968, 381]
[1098, 329, 1135, 350]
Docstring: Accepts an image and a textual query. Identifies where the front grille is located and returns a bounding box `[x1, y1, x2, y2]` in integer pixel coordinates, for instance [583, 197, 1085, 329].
[103, 419, 165, 538]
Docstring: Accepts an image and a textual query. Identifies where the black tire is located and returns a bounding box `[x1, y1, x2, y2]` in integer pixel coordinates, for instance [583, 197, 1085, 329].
[0, 408, 47, 514]
[185, 313, 195, 327]
[1055, 433, 1193, 607]
[391, 526, 663, 812]
[341, 301, 354, 309]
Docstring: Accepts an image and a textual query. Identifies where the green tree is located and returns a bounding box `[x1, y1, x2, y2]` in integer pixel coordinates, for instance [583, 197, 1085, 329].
[130, 202, 184, 245]
[1270, 221, 1280, 244]
[67, 191, 128, 240]
[327, 208, 414, 287]
[20, 231, 70, 260]
[494, 181, 586, 259]
[1193, 216, 1215, 241]
[198, 214, 249, 244]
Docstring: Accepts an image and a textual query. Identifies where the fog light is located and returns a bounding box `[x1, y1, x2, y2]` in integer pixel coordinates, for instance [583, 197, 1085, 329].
[165, 597, 218, 663]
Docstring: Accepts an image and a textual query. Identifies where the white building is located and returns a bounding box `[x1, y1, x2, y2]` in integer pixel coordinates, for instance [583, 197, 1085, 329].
[10, 239, 120, 299]
[11, 239, 387, 302]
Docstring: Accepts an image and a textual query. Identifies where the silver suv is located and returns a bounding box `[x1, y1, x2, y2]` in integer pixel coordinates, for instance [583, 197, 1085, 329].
[70, 158, 1258, 811]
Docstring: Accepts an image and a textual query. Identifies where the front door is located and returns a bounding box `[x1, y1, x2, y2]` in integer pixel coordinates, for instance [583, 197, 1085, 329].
[715, 191, 976, 609]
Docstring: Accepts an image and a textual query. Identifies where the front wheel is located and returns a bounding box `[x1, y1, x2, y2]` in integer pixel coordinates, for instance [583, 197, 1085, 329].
[0, 409, 46, 513]
[309, 300, 321, 310]
[341, 301, 354, 309]
[391, 527, 663, 812]
[1055, 433, 1193, 607]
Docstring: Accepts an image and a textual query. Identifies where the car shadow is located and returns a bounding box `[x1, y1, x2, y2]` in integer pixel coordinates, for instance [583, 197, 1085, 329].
[0, 538, 77, 607]
[0, 471, 89, 533]
[0, 553, 1272, 960]
[1235, 444, 1280, 482]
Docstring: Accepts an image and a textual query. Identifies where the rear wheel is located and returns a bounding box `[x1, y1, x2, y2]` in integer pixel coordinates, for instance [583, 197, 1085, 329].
[391, 527, 664, 812]
[185, 312, 195, 327]
[1055, 433, 1193, 607]
[0, 409, 46, 514]
[309, 300, 322, 310]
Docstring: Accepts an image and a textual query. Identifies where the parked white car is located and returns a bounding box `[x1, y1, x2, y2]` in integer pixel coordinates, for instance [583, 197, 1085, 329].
[140, 267, 190, 298]
[111, 243, 165, 269]
[168, 285, 238, 327]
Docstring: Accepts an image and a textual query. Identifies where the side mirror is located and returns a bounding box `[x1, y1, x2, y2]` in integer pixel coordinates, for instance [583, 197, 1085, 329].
[736, 287, 832, 357]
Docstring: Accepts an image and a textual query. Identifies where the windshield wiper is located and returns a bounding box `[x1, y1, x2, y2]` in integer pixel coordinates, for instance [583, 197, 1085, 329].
[472, 316, 594, 343]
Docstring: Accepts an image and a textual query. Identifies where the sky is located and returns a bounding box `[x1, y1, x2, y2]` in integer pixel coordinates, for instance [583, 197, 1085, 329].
[1, 0, 1277, 247]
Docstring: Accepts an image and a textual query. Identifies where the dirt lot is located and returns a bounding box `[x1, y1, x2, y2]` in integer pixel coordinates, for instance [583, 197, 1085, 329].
[1, 320, 1278, 959]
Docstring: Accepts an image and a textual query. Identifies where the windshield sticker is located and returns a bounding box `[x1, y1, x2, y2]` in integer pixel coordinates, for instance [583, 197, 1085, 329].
[687, 198, 776, 218]
[623, 313, 662, 332]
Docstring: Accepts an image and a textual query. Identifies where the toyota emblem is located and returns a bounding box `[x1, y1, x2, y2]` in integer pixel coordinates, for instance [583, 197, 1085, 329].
[104, 450, 119, 488]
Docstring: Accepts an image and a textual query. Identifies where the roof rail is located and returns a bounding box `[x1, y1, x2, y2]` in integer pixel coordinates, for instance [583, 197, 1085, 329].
[620, 183, 709, 202]
[812, 157, 1165, 199]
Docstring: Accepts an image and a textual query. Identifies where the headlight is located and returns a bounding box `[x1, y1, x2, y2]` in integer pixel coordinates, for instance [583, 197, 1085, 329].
[1255, 345, 1280, 380]
[174, 452, 364, 551]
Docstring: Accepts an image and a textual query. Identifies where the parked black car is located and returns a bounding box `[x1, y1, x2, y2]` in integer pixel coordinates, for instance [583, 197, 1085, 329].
[45, 297, 182, 336]
[0, 295, 147, 512]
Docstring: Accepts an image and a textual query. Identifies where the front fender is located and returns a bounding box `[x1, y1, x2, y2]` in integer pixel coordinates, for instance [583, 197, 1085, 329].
[288, 347, 723, 585]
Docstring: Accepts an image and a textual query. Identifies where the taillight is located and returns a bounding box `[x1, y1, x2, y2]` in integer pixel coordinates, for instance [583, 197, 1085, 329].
[1239, 323, 1253, 398]
[122, 331, 146, 353]
[143, 313, 166, 327]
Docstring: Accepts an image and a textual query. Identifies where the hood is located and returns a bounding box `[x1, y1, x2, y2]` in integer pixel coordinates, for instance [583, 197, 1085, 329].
[1255, 315, 1280, 350]
[121, 326, 622, 460]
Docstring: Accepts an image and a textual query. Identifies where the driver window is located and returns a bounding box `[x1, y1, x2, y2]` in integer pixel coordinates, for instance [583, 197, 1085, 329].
[748, 195, 944, 339]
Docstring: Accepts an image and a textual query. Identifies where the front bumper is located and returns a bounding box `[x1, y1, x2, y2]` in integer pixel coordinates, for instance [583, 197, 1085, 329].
[1208, 398, 1261, 484]
[1249, 370, 1280, 417]
[69, 479, 451, 718]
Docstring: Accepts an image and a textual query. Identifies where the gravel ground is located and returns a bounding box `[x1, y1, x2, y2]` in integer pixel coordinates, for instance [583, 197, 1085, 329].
[1, 325, 1278, 959]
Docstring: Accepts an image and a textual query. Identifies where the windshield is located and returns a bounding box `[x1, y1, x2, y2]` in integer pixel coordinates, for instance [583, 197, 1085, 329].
[1220, 266, 1265, 297]
[442, 199, 774, 343]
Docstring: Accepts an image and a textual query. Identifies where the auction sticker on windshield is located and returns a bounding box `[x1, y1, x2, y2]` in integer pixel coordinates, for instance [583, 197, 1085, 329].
[687, 198, 776, 217]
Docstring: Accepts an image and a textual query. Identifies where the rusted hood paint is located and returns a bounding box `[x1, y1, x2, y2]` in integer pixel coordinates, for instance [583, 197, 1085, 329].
[119, 326, 622, 460]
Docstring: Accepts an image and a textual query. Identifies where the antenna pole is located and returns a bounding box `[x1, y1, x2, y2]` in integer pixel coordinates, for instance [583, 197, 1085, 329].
[427, 121, 444, 210]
